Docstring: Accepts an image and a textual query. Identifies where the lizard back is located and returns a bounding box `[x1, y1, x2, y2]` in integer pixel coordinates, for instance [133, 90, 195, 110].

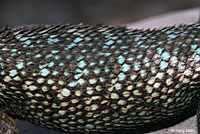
[0, 23, 200, 133]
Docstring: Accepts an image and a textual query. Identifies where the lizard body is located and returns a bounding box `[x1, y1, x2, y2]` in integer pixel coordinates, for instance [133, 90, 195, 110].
[0, 23, 200, 133]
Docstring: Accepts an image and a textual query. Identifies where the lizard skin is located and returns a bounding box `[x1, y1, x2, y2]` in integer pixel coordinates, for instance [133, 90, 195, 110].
[0, 23, 200, 134]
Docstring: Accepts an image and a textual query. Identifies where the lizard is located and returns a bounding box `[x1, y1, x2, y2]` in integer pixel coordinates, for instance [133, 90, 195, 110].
[0, 22, 200, 134]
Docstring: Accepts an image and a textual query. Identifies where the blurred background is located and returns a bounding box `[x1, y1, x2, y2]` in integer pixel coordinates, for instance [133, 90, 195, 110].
[0, 0, 200, 134]
[0, 0, 199, 27]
